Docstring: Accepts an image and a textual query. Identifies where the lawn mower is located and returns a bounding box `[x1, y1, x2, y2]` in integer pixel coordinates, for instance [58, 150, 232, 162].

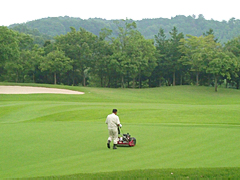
[117, 127, 136, 147]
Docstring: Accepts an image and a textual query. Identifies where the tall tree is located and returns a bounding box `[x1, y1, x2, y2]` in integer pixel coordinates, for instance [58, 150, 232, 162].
[203, 28, 219, 42]
[0, 27, 20, 81]
[124, 30, 156, 88]
[168, 27, 184, 85]
[40, 49, 72, 84]
[113, 19, 137, 88]
[90, 28, 114, 87]
[24, 45, 44, 83]
[206, 50, 237, 92]
[55, 27, 97, 86]
[154, 28, 168, 86]
[179, 35, 208, 85]
[224, 36, 240, 88]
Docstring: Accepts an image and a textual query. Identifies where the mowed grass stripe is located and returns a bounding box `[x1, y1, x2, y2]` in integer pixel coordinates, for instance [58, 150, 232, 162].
[0, 122, 240, 178]
[0, 101, 114, 123]
[33, 167, 240, 179]
[0, 84, 240, 178]
[1, 101, 240, 124]
[1, 84, 240, 104]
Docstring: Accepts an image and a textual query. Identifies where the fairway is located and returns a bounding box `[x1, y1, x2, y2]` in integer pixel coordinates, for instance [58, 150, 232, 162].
[1, 84, 240, 178]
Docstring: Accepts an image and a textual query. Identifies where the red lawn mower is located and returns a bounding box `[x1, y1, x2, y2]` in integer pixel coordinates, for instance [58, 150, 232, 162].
[117, 127, 136, 147]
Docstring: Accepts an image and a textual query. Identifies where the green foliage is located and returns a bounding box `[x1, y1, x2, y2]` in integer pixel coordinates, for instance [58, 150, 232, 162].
[0, 26, 19, 63]
[2, 16, 240, 89]
[110, 20, 157, 88]
[40, 50, 72, 84]
[0, 27, 20, 81]
[10, 24, 53, 46]
[8, 15, 240, 43]
[55, 27, 97, 86]
[178, 34, 239, 90]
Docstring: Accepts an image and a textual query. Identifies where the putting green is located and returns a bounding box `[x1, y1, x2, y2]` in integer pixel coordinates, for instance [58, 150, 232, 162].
[0, 85, 240, 178]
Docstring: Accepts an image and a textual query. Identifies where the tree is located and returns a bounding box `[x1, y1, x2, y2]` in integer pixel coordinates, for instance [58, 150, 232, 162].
[40, 49, 72, 84]
[91, 28, 114, 87]
[3, 31, 41, 83]
[124, 30, 156, 88]
[113, 19, 137, 88]
[55, 27, 97, 86]
[224, 36, 240, 89]
[206, 50, 237, 92]
[203, 28, 219, 42]
[154, 28, 168, 86]
[168, 27, 184, 85]
[110, 19, 157, 88]
[179, 35, 209, 85]
[10, 24, 53, 46]
[23, 45, 44, 83]
[0, 26, 20, 81]
[9, 15, 240, 44]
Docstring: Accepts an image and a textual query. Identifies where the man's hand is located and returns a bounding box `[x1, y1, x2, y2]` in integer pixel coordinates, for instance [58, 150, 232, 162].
[119, 124, 122, 128]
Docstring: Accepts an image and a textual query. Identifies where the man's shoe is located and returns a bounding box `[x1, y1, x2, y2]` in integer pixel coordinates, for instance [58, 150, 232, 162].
[107, 140, 110, 149]
[113, 144, 117, 149]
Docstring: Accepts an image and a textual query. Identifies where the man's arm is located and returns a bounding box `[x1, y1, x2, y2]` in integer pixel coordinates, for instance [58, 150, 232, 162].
[116, 116, 122, 127]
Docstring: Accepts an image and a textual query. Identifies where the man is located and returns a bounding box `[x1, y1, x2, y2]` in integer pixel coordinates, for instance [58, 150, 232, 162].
[105, 109, 122, 149]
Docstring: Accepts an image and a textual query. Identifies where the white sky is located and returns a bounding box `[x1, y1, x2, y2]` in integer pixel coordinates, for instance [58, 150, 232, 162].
[1, 0, 239, 26]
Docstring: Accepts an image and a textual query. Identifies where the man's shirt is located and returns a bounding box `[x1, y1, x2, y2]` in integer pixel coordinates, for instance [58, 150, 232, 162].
[105, 113, 120, 129]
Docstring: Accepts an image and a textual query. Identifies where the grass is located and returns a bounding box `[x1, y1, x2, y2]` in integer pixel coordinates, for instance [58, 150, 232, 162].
[27, 168, 240, 179]
[1, 83, 240, 178]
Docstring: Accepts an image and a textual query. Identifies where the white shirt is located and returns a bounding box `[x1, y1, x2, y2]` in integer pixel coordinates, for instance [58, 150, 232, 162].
[105, 113, 120, 129]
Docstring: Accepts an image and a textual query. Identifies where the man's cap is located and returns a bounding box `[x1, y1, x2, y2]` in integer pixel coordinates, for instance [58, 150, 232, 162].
[112, 109, 117, 113]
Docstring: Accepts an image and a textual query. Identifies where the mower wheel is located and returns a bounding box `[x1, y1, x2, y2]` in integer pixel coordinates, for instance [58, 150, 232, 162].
[131, 137, 136, 145]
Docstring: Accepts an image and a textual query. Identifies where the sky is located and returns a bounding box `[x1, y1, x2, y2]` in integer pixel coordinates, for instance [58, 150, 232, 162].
[1, 0, 239, 26]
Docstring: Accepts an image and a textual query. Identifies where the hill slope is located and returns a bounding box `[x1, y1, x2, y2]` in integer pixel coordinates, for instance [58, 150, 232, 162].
[8, 15, 240, 43]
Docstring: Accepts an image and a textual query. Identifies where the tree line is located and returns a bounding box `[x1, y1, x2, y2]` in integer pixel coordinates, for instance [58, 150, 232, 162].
[9, 15, 240, 44]
[1, 19, 240, 91]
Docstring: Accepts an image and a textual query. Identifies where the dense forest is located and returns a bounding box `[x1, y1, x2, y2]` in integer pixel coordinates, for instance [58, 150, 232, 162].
[8, 15, 240, 44]
[1, 17, 240, 91]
